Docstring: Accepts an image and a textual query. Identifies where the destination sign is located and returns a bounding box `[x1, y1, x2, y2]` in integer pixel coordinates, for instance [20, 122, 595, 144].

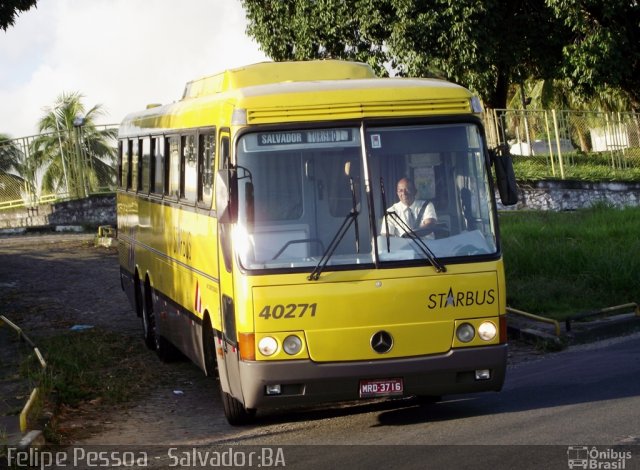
[257, 129, 353, 146]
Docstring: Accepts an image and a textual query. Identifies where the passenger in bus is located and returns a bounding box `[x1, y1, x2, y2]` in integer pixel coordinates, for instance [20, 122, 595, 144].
[380, 177, 437, 238]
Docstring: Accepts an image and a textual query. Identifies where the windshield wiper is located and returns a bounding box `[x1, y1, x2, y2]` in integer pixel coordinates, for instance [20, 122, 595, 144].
[380, 177, 392, 252]
[308, 209, 358, 281]
[385, 210, 447, 273]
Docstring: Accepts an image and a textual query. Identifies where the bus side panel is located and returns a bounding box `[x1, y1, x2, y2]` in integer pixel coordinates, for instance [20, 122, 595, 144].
[117, 191, 138, 315]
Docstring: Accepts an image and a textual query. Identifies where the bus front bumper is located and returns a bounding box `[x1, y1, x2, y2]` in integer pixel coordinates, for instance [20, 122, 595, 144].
[238, 344, 507, 410]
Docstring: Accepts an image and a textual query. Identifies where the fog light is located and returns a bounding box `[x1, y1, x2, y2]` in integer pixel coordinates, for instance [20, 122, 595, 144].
[258, 336, 278, 356]
[475, 369, 491, 380]
[478, 321, 497, 341]
[456, 323, 475, 343]
[265, 384, 282, 395]
[283, 335, 302, 355]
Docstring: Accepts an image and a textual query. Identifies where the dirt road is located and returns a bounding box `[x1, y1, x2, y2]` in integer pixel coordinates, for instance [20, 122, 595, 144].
[0, 233, 543, 446]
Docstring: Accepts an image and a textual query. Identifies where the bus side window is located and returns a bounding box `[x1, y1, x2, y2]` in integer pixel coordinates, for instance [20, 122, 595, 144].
[141, 137, 151, 194]
[220, 135, 230, 169]
[152, 137, 165, 195]
[124, 139, 132, 190]
[168, 136, 180, 198]
[131, 139, 139, 192]
[117, 140, 125, 188]
[198, 131, 215, 208]
[182, 134, 197, 202]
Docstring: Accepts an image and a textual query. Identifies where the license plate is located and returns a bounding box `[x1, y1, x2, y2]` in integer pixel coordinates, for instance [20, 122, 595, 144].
[359, 378, 404, 398]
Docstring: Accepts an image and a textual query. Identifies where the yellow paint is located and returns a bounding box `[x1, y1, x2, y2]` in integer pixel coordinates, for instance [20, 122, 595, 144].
[117, 61, 506, 371]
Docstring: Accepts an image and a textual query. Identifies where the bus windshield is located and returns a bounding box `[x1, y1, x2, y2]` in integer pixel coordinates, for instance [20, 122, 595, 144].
[235, 123, 497, 271]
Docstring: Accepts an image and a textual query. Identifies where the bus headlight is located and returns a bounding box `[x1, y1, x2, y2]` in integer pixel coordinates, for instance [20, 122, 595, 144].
[478, 321, 497, 341]
[283, 335, 302, 355]
[258, 336, 278, 356]
[456, 323, 475, 343]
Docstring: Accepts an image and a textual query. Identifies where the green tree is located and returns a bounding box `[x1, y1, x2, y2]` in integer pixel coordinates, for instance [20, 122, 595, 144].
[242, 0, 570, 108]
[243, 0, 393, 75]
[548, 0, 640, 112]
[0, 133, 20, 173]
[32, 92, 117, 198]
[389, 0, 570, 109]
[0, 134, 39, 203]
[0, 0, 37, 31]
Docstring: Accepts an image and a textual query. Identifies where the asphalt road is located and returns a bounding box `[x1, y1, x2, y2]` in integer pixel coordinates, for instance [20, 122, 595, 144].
[112, 331, 640, 469]
[150, 333, 639, 469]
[2, 234, 639, 470]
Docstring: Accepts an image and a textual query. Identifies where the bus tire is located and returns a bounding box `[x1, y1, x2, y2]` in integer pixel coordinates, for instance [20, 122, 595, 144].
[202, 317, 217, 377]
[221, 388, 256, 426]
[142, 280, 180, 362]
[156, 334, 180, 363]
[141, 281, 156, 351]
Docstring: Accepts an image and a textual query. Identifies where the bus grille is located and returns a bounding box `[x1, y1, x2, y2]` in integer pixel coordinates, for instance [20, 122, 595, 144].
[246, 99, 471, 124]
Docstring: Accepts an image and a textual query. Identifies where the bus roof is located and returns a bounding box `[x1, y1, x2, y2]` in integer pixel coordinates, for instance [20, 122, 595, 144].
[182, 60, 376, 99]
[119, 61, 475, 136]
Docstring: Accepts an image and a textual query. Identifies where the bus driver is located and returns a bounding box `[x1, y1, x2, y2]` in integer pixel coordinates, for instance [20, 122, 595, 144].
[381, 177, 437, 238]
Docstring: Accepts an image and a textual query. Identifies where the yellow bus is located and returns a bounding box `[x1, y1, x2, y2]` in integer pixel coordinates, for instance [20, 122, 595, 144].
[117, 60, 518, 424]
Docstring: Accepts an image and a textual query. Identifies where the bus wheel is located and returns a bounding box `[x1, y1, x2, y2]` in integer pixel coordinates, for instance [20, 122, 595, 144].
[202, 318, 217, 377]
[141, 282, 156, 350]
[221, 388, 256, 426]
[156, 334, 180, 363]
[142, 280, 179, 362]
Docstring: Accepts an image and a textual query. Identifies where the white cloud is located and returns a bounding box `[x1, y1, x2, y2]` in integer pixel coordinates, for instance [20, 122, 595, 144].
[0, 0, 268, 138]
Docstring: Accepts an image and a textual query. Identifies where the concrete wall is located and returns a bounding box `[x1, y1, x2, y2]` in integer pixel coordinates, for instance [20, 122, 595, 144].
[0, 181, 639, 232]
[0, 195, 115, 231]
[498, 180, 640, 211]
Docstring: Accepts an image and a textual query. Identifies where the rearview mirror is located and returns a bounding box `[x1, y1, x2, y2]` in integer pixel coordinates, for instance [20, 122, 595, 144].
[215, 169, 237, 223]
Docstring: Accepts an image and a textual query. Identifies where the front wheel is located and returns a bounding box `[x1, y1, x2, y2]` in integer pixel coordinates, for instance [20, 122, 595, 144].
[221, 388, 256, 426]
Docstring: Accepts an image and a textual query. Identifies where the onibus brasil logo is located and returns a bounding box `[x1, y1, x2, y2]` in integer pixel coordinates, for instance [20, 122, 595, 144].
[567, 446, 632, 469]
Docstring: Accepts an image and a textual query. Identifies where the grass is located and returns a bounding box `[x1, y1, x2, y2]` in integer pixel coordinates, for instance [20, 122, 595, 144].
[512, 151, 640, 181]
[7, 206, 638, 442]
[22, 329, 158, 407]
[500, 204, 640, 320]
[20, 328, 162, 442]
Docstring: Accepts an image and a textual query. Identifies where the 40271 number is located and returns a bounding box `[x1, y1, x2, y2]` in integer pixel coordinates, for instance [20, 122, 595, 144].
[258, 303, 317, 320]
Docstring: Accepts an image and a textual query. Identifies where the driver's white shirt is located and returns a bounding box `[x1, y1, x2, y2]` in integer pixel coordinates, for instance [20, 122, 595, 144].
[380, 200, 437, 237]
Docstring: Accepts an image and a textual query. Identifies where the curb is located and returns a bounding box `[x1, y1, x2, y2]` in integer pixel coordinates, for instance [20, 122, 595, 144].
[0, 316, 47, 453]
[18, 430, 45, 449]
[507, 306, 640, 350]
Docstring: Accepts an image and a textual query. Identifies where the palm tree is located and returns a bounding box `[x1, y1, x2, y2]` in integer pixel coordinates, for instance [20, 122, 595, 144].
[32, 92, 117, 198]
[506, 79, 637, 153]
[0, 133, 20, 173]
[0, 133, 40, 205]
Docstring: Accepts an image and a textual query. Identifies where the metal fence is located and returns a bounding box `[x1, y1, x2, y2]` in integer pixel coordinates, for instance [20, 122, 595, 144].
[484, 109, 640, 180]
[3, 110, 640, 210]
[0, 125, 118, 210]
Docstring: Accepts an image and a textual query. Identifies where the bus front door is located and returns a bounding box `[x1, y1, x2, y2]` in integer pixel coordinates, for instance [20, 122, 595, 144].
[215, 130, 245, 403]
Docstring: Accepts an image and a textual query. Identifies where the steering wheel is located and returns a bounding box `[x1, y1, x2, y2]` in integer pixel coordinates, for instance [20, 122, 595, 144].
[401, 224, 450, 239]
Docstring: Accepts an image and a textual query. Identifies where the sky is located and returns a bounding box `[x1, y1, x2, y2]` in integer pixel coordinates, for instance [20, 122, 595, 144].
[0, 0, 269, 138]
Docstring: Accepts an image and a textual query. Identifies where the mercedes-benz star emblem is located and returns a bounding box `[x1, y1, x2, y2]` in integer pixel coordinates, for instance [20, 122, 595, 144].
[370, 330, 393, 354]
